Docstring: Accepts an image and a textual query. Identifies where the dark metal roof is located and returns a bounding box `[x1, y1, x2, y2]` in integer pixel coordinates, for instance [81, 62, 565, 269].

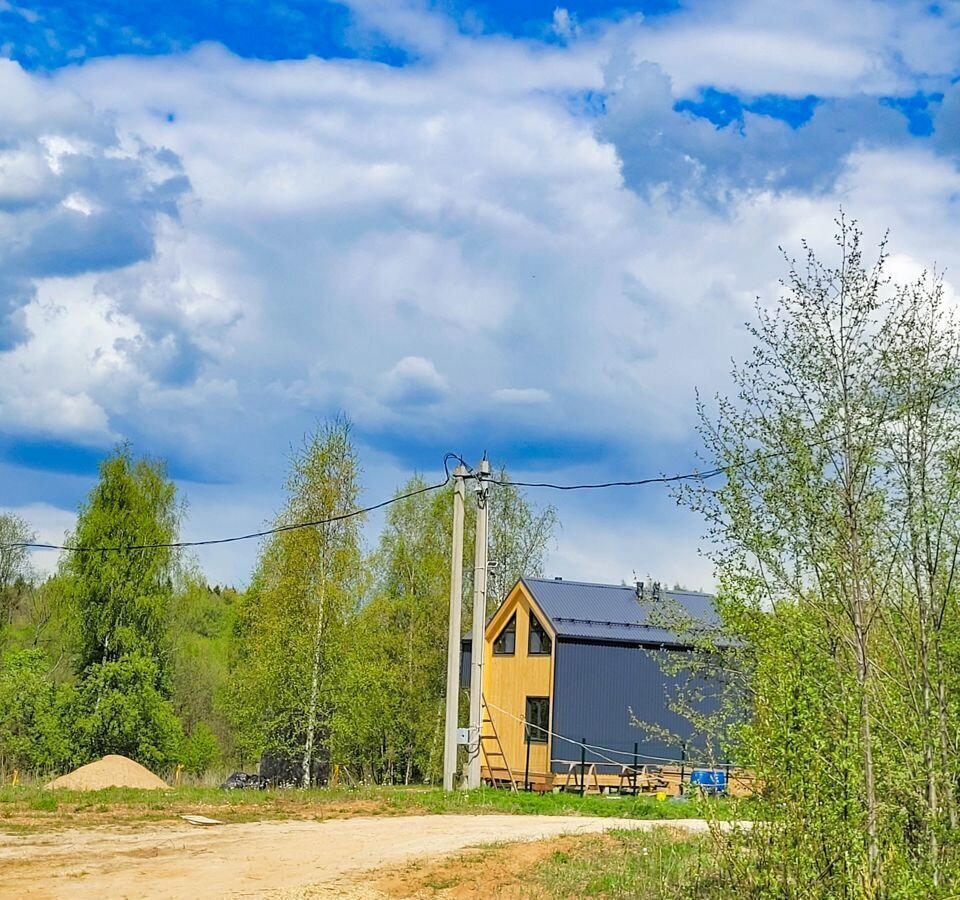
[522, 577, 718, 646]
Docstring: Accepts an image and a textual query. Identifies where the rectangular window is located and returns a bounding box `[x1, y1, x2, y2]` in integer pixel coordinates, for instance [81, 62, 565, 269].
[525, 696, 549, 743]
[528, 612, 552, 655]
[493, 613, 516, 655]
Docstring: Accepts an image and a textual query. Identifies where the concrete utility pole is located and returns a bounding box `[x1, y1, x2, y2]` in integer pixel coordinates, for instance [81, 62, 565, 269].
[467, 459, 491, 789]
[442, 466, 467, 792]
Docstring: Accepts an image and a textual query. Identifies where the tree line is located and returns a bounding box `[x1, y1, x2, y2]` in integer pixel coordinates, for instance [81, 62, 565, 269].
[0, 420, 557, 785]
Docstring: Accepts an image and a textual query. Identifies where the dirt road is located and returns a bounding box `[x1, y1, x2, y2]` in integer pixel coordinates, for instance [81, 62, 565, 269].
[0, 814, 714, 899]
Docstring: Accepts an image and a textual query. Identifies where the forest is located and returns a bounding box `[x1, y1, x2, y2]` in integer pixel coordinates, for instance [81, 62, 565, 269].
[0, 421, 558, 787]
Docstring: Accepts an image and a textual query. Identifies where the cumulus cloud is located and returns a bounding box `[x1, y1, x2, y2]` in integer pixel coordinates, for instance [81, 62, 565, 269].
[620, 0, 960, 97]
[598, 58, 913, 201]
[0, 59, 189, 352]
[381, 356, 448, 407]
[3, 0, 960, 585]
[40, 35, 960, 470]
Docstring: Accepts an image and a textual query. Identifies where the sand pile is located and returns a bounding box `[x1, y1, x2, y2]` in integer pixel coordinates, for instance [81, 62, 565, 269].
[45, 754, 170, 791]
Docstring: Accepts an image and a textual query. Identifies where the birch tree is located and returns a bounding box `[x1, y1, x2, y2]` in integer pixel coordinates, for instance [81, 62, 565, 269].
[60, 446, 184, 768]
[880, 272, 960, 884]
[682, 218, 960, 894]
[227, 417, 364, 785]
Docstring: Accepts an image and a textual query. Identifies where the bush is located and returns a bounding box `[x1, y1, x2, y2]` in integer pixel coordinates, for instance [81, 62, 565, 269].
[0, 649, 73, 774]
[181, 723, 220, 775]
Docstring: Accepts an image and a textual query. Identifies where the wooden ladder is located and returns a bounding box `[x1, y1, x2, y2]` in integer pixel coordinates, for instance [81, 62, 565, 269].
[480, 695, 519, 792]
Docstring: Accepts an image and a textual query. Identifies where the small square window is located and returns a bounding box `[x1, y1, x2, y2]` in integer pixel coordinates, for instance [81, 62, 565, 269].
[525, 696, 549, 743]
[528, 612, 551, 655]
[493, 614, 516, 655]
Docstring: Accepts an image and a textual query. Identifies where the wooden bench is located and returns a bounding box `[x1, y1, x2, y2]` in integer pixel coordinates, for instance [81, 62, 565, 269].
[555, 760, 601, 794]
[617, 764, 669, 795]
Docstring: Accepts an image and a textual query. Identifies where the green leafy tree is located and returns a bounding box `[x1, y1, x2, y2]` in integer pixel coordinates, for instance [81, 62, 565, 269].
[226, 417, 365, 786]
[70, 653, 184, 772]
[334, 480, 450, 783]
[63, 447, 180, 673]
[682, 218, 960, 895]
[0, 648, 73, 774]
[59, 446, 184, 769]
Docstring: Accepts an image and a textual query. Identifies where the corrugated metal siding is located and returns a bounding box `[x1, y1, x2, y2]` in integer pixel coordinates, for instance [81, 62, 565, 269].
[550, 638, 717, 773]
[523, 578, 718, 644]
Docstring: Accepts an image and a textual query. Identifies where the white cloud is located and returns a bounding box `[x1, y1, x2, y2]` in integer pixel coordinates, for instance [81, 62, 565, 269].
[620, 0, 960, 97]
[552, 7, 580, 42]
[381, 356, 448, 406]
[0, 275, 129, 443]
[1, 4, 959, 586]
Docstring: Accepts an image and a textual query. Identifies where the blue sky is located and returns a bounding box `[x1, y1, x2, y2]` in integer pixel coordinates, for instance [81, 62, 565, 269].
[2, 0, 960, 586]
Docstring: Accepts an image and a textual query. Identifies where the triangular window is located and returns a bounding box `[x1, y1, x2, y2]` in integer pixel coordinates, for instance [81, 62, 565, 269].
[528, 612, 552, 655]
[493, 613, 516, 655]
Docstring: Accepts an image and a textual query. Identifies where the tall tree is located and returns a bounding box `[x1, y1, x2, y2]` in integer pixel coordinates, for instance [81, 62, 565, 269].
[227, 416, 364, 786]
[63, 447, 180, 674]
[338, 480, 451, 783]
[683, 218, 960, 894]
[879, 271, 960, 877]
[60, 446, 184, 768]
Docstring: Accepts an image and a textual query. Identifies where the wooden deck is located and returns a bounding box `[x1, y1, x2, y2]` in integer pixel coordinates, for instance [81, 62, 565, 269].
[482, 763, 757, 797]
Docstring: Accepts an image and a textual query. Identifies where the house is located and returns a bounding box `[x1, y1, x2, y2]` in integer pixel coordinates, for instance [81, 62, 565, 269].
[461, 576, 725, 789]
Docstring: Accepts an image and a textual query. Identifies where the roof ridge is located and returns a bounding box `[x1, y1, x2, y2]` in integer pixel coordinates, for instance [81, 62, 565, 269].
[525, 577, 634, 589]
[553, 616, 654, 627]
[525, 576, 712, 597]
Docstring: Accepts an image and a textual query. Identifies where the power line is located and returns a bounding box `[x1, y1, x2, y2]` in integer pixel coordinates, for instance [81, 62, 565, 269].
[7, 379, 960, 554]
[5, 474, 450, 555]
[494, 379, 960, 492]
[492, 468, 727, 491]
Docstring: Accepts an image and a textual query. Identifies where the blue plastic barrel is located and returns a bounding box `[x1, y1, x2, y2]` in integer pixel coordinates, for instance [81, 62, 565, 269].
[689, 768, 727, 794]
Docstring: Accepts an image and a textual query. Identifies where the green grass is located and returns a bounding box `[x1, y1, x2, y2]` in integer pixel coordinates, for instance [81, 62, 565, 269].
[392, 787, 713, 819]
[532, 829, 723, 899]
[27, 792, 59, 812]
[0, 782, 733, 833]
